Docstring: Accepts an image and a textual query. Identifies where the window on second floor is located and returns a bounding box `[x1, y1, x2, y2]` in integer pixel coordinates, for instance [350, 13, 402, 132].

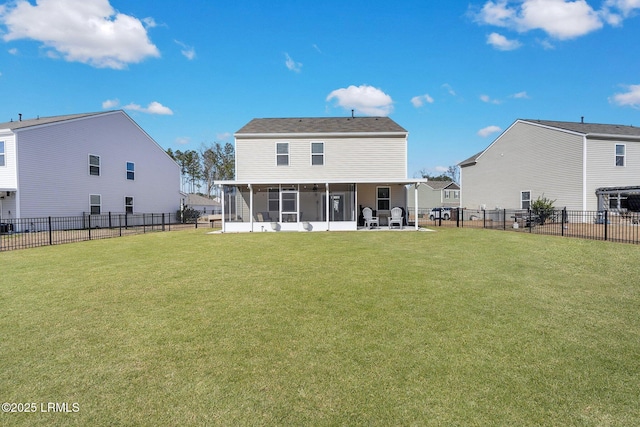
[125, 196, 134, 214]
[444, 190, 460, 200]
[126, 162, 135, 180]
[276, 142, 289, 166]
[0, 141, 5, 167]
[521, 191, 531, 209]
[90, 194, 101, 214]
[89, 154, 100, 176]
[311, 142, 324, 165]
[616, 144, 625, 167]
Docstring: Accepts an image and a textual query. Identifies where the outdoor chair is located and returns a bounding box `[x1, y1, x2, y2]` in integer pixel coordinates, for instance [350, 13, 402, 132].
[362, 207, 379, 228]
[388, 207, 403, 229]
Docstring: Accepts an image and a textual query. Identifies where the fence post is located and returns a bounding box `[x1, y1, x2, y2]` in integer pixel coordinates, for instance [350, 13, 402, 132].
[108, 212, 112, 229]
[503, 209, 506, 230]
[456, 207, 460, 228]
[119, 214, 122, 237]
[604, 210, 608, 241]
[88, 214, 92, 240]
[162, 213, 166, 231]
[48, 216, 53, 245]
[483, 209, 486, 229]
[528, 208, 532, 233]
[561, 208, 566, 237]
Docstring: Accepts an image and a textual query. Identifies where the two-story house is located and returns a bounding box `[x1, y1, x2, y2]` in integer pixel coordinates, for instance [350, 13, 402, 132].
[0, 110, 181, 222]
[216, 117, 427, 232]
[459, 119, 640, 212]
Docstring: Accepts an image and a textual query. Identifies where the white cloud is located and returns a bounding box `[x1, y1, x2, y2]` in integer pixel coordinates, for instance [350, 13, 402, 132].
[511, 91, 530, 99]
[609, 84, 640, 108]
[8, 47, 18, 55]
[0, 0, 159, 69]
[124, 101, 173, 115]
[480, 94, 501, 104]
[102, 98, 120, 109]
[411, 93, 434, 107]
[175, 40, 196, 60]
[216, 132, 232, 141]
[326, 85, 394, 116]
[487, 32, 522, 50]
[478, 125, 502, 137]
[442, 83, 457, 96]
[284, 53, 302, 72]
[475, 0, 604, 40]
[175, 137, 190, 145]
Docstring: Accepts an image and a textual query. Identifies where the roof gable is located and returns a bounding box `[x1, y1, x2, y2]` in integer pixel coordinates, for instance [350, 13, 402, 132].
[236, 117, 407, 135]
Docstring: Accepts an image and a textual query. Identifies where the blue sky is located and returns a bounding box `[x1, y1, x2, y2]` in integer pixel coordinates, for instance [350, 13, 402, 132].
[1, 0, 639, 177]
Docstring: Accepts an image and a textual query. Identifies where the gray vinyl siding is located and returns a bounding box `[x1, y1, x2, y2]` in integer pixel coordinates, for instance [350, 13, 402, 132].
[15, 112, 181, 217]
[462, 121, 584, 210]
[585, 138, 640, 210]
[236, 136, 407, 182]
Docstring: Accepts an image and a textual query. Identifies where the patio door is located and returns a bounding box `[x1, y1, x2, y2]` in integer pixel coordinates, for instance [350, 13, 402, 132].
[280, 188, 298, 222]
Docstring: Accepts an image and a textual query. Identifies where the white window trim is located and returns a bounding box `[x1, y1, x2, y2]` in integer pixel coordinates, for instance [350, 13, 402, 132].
[126, 161, 135, 180]
[0, 141, 5, 167]
[377, 186, 391, 212]
[615, 144, 626, 167]
[276, 142, 289, 166]
[89, 154, 101, 176]
[125, 196, 134, 214]
[521, 190, 531, 209]
[310, 141, 324, 166]
[89, 194, 101, 214]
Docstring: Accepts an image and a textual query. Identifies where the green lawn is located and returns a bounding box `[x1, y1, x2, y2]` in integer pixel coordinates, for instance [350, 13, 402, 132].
[1, 228, 639, 426]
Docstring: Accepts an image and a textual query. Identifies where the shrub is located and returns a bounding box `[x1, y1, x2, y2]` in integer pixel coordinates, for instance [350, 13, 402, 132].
[531, 195, 556, 225]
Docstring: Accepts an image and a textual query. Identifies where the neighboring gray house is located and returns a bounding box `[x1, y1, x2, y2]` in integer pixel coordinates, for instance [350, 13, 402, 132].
[407, 181, 460, 212]
[0, 110, 182, 221]
[216, 117, 428, 232]
[459, 119, 640, 212]
[185, 193, 221, 215]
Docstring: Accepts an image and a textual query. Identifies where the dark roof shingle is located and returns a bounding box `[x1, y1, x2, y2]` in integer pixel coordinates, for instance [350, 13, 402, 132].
[523, 119, 640, 137]
[0, 111, 112, 131]
[236, 117, 407, 135]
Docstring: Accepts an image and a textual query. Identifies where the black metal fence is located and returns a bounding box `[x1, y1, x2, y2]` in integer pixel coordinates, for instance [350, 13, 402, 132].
[414, 208, 640, 244]
[0, 212, 213, 251]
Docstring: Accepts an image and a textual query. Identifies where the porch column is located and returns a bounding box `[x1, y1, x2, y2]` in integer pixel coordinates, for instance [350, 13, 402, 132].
[414, 183, 420, 230]
[248, 184, 253, 232]
[219, 184, 226, 232]
[325, 183, 330, 231]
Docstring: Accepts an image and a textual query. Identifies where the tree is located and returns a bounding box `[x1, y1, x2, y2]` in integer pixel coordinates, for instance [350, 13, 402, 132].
[531, 195, 556, 225]
[201, 142, 235, 197]
[167, 149, 203, 193]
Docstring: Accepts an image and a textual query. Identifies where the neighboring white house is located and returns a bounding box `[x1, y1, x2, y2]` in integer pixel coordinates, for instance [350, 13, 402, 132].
[215, 117, 428, 232]
[185, 193, 221, 215]
[459, 119, 640, 212]
[407, 181, 460, 212]
[0, 110, 182, 221]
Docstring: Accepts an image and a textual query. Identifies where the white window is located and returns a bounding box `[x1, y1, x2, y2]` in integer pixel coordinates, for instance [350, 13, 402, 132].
[0, 141, 5, 167]
[125, 196, 134, 214]
[90, 194, 101, 214]
[311, 142, 324, 165]
[126, 162, 135, 180]
[616, 144, 625, 167]
[377, 187, 390, 211]
[276, 142, 289, 166]
[521, 191, 531, 209]
[89, 154, 100, 176]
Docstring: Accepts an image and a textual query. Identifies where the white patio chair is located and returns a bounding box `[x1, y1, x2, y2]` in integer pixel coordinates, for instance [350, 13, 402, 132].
[362, 207, 379, 228]
[388, 207, 403, 229]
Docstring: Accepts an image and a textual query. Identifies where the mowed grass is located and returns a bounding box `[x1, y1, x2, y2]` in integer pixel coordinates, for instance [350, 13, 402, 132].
[1, 228, 639, 426]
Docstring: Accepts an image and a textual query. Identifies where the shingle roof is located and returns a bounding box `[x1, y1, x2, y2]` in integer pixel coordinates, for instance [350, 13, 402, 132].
[0, 111, 112, 131]
[522, 119, 640, 137]
[236, 117, 407, 135]
[425, 181, 459, 190]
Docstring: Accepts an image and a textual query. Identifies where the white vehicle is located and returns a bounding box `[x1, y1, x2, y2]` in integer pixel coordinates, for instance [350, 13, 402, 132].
[429, 207, 451, 220]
